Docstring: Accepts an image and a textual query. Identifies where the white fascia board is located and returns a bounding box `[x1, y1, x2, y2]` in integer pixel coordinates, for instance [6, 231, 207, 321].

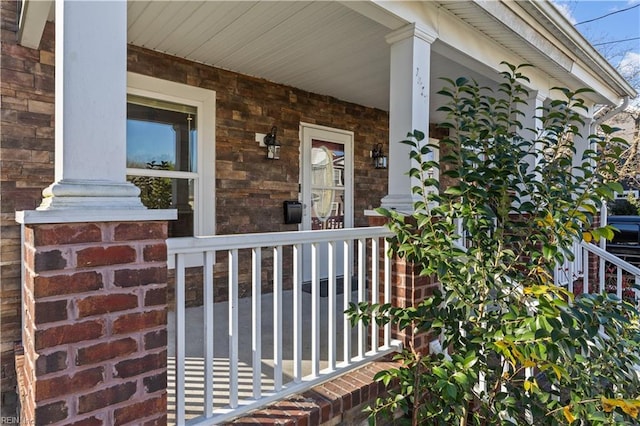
[366, 0, 555, 97]
[513, 0, 636, 100]
[474, 0, 573, 71]
[435, 0, 629, 105]
[483, 1, 616, 103]
[432, 8, 553, 96]
[570, 62, 622, 104]
[17, 0, 53, 49]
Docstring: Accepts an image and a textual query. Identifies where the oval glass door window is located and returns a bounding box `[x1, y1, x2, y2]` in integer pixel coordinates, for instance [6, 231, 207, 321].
[310, 141, 344, 230]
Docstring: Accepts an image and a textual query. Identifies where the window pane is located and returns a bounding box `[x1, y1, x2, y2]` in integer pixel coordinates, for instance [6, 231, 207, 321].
[127, 97, 197, 172]
[311, 140, 345, 230]
[128, 175, 195, 238]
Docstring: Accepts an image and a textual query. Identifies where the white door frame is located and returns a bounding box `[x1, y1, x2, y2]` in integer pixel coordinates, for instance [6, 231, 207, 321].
[299, 122, 354, 231]
[300, 123, 354, 284]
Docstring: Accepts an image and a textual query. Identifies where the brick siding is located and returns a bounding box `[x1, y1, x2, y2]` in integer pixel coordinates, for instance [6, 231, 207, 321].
[127, 44, 389, 235]
[128, 45, 389, 306]
[17, 221, 168, 425]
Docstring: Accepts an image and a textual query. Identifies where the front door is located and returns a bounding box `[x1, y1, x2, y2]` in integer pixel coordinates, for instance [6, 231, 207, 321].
[300, 123, 353, 282]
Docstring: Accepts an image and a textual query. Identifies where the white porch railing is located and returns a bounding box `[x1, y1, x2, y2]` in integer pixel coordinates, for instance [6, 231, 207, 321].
[554, 239, 585, 287]
[555, 240, 640, 303]
[166, 226, 401, 425]
[468, 240, 640, 423]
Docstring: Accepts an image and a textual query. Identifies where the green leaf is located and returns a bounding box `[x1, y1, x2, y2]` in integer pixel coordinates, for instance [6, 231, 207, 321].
[444, 382, 458, 400]
[452, 372, 469, 386]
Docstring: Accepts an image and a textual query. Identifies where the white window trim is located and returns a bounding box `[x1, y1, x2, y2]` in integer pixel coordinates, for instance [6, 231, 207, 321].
[127, 72, 216, 237]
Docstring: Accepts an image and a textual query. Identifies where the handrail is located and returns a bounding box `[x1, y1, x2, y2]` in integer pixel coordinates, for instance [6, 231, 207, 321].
[167, 226, 392, 253]
[579, 240, 640, 277]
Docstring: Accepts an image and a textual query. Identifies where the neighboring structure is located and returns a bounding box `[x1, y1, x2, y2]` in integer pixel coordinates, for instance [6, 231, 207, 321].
[1, 0, 636, 424]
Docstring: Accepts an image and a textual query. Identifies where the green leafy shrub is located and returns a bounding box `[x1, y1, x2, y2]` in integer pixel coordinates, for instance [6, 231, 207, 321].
[349, 63, 640, 425]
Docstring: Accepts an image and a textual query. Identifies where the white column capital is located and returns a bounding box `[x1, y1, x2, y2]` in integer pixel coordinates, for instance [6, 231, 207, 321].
[536, 92, 548, 103]
[385, 23, 438, 46]
[527, 91, 547, 104]
[381, 26, 433, 213]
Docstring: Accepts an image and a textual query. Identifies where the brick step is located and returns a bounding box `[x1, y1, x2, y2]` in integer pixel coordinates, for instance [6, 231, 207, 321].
[225, 359, 399, 426]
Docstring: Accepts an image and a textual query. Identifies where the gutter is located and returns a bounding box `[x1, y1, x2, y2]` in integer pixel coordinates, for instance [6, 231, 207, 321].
[595, 96, 630, 124]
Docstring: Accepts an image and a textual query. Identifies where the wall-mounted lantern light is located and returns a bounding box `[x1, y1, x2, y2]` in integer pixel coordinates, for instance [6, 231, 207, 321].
[371, 143, 387, 169]
[264, 126, 281, 160]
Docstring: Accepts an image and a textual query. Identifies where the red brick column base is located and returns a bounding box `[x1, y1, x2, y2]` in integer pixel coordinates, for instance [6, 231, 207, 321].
[17, 221, 168, 425]
[367, 214, 439, 354]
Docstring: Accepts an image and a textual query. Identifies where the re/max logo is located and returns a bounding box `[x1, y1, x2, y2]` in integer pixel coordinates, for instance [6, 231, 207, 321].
[0, 417, 32, 424]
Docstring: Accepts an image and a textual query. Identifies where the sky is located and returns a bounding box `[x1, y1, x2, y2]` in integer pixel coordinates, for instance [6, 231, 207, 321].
[552, 0, 640, 75]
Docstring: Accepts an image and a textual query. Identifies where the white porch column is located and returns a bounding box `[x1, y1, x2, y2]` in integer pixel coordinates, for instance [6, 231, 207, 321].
[381, 24, 437, 213]
[572, 113, 594, 170]
[39, 0, 144, 210]
[521, 92, 547, 174]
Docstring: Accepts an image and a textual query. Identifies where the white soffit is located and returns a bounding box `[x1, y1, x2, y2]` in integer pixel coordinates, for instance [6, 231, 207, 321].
[23, 1, 632, 109]
[434, 1, 634, 103]
[127, 1, 392, 110]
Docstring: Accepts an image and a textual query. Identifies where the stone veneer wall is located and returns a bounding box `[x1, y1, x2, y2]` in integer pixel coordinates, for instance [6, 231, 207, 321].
[1, 0, 56, 415]
[127, 45, 389, 306]
[126, 44, 389, 235]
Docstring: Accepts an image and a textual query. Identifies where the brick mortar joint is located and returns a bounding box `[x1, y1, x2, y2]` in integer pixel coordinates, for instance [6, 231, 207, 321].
[29, 370, 165, 409]
[30, 261, 169, 280]
[29, 241, 167, 253]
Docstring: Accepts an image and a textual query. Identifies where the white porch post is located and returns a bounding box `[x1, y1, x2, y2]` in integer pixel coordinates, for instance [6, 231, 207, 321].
[521, 92, 547, 174]
[381, 24, 437, 213]
[16, 3, 173, 423]
[572, 114, 594, 170]
[39, 0, 143, 210]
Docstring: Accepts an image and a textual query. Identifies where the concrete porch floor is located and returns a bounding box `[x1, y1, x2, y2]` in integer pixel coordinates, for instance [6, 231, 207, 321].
[167, 289, 364, 423]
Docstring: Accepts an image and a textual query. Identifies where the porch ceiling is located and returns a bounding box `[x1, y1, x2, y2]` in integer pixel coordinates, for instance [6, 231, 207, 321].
[27, 1, 630, 110]
[127, 1, 394, 111]
[125, 0, 626, 110]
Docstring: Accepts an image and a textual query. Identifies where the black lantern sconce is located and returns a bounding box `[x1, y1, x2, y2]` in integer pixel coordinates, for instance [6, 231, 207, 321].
[371, 143, 387, 169]
[263, 126, 281, 160]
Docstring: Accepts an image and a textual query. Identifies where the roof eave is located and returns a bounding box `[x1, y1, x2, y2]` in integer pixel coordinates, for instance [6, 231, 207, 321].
[521, 0, 636, 100]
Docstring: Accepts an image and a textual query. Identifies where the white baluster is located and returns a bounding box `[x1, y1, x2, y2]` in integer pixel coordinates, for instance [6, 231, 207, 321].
[371, 237, 379, 351]
[273, 245, 283, 391]
[228, 249, 239, 408]
[251, 247, 262, 398]
[312, 242, 320, 377]
[343, 239, 352, 364]
[327, 240, 336, 371]
[204, 250, 215, 416]
[358, 238, 366, 358]
[293, 244, 303, 382]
